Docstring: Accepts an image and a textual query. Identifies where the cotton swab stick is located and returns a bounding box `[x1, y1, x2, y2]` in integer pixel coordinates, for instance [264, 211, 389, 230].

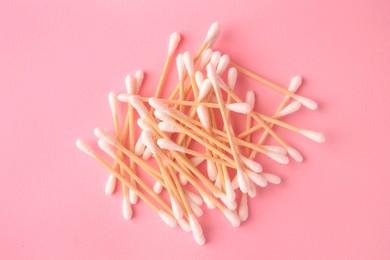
[230, 62, 318, 110]
[176, 54, 185, 111]
[76, 139, 177, 228]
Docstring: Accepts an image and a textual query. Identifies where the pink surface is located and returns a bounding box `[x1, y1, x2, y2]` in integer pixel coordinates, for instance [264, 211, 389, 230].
[1, 0, 390, 259]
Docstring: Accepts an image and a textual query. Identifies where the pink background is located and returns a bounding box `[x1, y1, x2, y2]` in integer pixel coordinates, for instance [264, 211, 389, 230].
[1, 0, 389, 259]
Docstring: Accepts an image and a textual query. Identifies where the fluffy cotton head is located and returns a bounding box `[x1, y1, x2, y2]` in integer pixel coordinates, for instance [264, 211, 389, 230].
[210, 51, 221, 66]
[135, 70, 144, 92]
[266, 151, 289, 164]
[200, 192, 215, 209]
[183, 52, 194, 76]
[93, 127, 116, 145]
[137, 118, 155, 135]
[240, 155, 263, 173]
[140, 131, 158, 155]
[237, 169, 249, 193]
[76, 139, 96, 157]
[188, 214, 203, 235]
[219, 193, 237, 210]
[177, 218, 192, 232]
[206, 64, 219, 88]
[125, 74, 137, 95]
[206, 160, 217, 181]
[239, 194, 248, 221]
[288, 76, 302, 93]
[198, 78, 212, 100]
[158, 210, 177, 228]
[134, 138, 146, 156]
[129, 189, 138, 204]
[185, 191, 203, 206]
[171, 197, 183, 219]
[168, 32, 181, 55]
[262, 173, 281, 185]
[153, 181, 163, 194]
[196, 105, 211, 128]
[224, 177, 236, 202]
[225, 102, 253, 114]
[246, 91, 255, 109]
[248, 180, 256, 198]
[199, 48, 213, 68]
[279, 101, 302, 117]
[128, 95, 149, 117]
[158, 122, 180, 133]
[157, 138, 185, 152]
[176, 54, 185, 82]
[142, 147, 153, 160]
[222, 209, 241, 227]
[247, 170, 268, 187]
[205, 22, 220, 47]
[108, 92, 118, 116]
[195, 71, 204, 88]
[154, 109, 173, 123]
[122, 197, 133, 220]
[105, 174, 116, 195]
[287, 146, 303, 163]
[216, 54, 230, 74]
[299, 129, 326, 143]
[117, 93, 131, 103]
[263, 145, 287, 155]
[148, 98, 170, 113]
[295, 95, 318, 110]
[97, 139, 116, 158]
[227, 67, 237, 89]
[190, 201, 203, 217]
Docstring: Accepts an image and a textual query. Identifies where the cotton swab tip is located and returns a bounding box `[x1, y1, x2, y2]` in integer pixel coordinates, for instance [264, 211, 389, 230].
[108, 92, 118, 116]
[105, 174, 116, 195]
[196, 105, 211, 129]
[240, 155, 263, 173]
[158, 210, 177, 228]
[171, 197, 183, 219]
[266, 151, 290, 164]
[134, 138, 146, 156]
[262, 173, 281, 185]
[223, 209, 241, 227]
[128, 95, 149, 117]
[247, 170, 268, 187]
[135, 70, 144, 91]
[129, 189, 138, 204]
[295, 95, 318, 110]
[227, 67, 238, 89]
[237, 169, 249, 193]
[246, 91, 255, 108]
[188, 214, 203, 235]
[287, 146, 303, 162]
[76, 139, 96, 157]
[239, 195, 248, 221]
[263, 145, 287, 155]
[225, 102, 253, 114]
[94, 127, 116, 145]
[194, 71, 204, 88]
[299, 130, 326, 143]
[148, 98, 170, 113]
[183, 52, 194, 76]
[206, 160, 217, 181]
[200, 48, 213, 68]
[168, 32, 181, 55]
[153, 181, 163, 194]
[198, 78, 212, 100]
[288, 76, 302, 93]
[279, 101, 301, 117]
[125, 74, 137, 95]
[154, 109, 174, 123]
[158, 121, 180, 133]
[157, 138, 185, 152]
[176, 54, 185, 81]
[205, 22, 220, 46]
[98, 139, 116, 158]
[140, 131, 158, 155]
[210, 51, 221, 66]
[216, 54, 230, 74]
[122, 197, 133, 220]
[137, 118, 155, 135]
[178, 218, 192, 232]
[194, 232, 206, 246]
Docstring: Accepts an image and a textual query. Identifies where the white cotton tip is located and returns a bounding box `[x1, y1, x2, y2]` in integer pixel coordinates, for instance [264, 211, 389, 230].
[240, 155, 263, 173]
[247, 170, 268, 188]
[179, 173, 188, 185]
[128, 95, 149, 117]
[200, 48, 213, 68]
[194, 232, 206, 246]
[246, 91, 255, 109]
[231, 175, 239, 190]
[134, 138, 146, 156]
[137, 118, 155, 135]
[185, 191, 203, 206]
[105, 174, 116, 195]
[183, 52, 194, 76]
[178, 218, 192, 232]
[205, 22, 220, 46]
[196, 105, 211, 129]
[225, 177, 236, 202]
[195, 71, 204, 89]
[299, 129, 326, 143]
[222, 209, 241, 227]
[190, 157, 205, 167]
[158, 121, 179, 133]
[288, 76, 302, 93]
[108, 92, 118, 116]
[206, 160, 217, 181]
[210, 51, 221, 66]
[216, 54, 230, 74]
[279, 101, 302, 117]
[266, 151, 290, 164]
[262, 173, 281, 185]
[140, 131, 157, 155]
[295, 95, 318, 110]
[135, 70, 144, 92]
[157, 138, 185, 152]
[287, 146, 303, 162]
[168, 32, 181, 55]
[153, 181, 163, 194]
[239, 194, 248, 221]
[225, 103, 253, 114]
[263, 145, 287, 155]
[142, 147, 153, 160]
[190, 201, 203, 217]
[219, 194, 237, 210]
[188, 214, 203, 235]
[171, 197, 183, 219]
[94, 127, 116, 145]
[237, 169, 249, 193]
[248, 180, 256, 198]
[129, 189, 138, 204]
[198, 78, 212, 100]
[76, 139, 96, 157]
[158, 210, 177, 228]
[154, 109, 173, 123]
[98, 139, 116, 158]
[117, 93, 131, 103]
[200, 192, 215, 209]
[176, 54, 185, 82]
[148, 97, 170, 113]
[125, 74, 137, 95]
[122, 196, 132, 220]
[227, 67, 238, 90]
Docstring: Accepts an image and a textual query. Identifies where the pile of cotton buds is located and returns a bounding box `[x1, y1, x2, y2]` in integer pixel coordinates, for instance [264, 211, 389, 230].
[77, 22, 325, 245]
